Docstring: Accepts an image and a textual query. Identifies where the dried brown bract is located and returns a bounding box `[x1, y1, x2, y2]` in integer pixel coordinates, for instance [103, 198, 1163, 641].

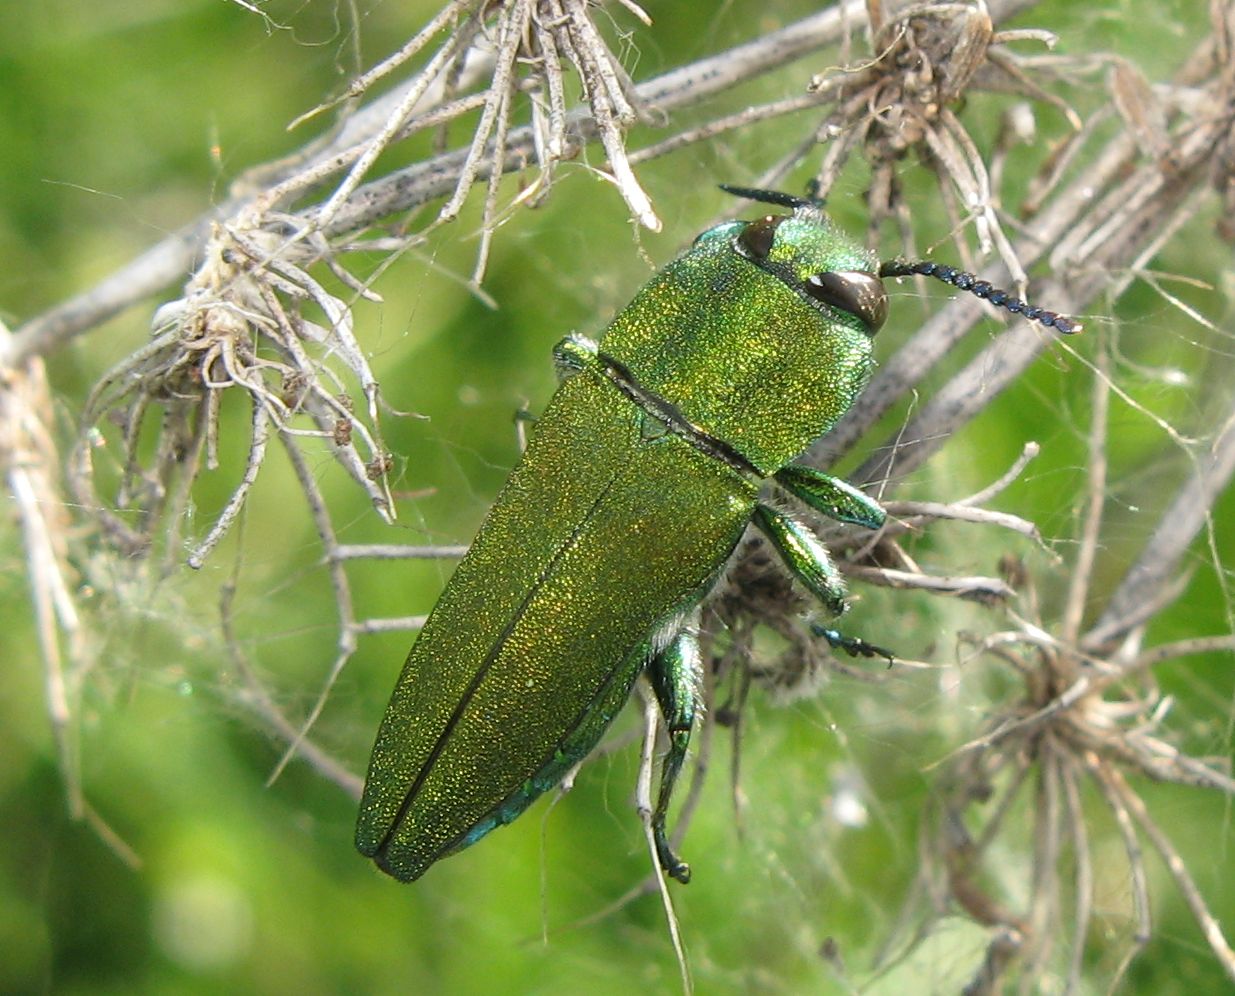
[809, 1, 1079, 285]
[69, 221, 396, 568]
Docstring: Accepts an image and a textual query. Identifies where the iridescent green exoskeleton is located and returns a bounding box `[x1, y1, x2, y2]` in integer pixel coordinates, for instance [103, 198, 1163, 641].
[356, 186, 1081, 884]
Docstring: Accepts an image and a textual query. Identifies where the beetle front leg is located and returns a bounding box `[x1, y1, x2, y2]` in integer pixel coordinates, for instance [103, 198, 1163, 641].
[551, 333, 599, 380]
[753, 504, 894, 662]
[774, 463, 886, 530]
[647, 624, 703, 884]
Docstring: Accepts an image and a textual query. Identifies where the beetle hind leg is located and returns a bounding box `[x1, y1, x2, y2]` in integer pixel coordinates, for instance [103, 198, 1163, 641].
[648, 625, 703, 884]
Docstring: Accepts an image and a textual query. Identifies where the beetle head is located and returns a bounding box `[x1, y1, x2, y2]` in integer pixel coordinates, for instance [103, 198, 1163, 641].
[712, 186, 889, 338]
[718, 184, 1082, 337]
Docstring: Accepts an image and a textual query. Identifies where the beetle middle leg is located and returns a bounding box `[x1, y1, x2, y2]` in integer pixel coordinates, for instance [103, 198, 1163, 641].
[753, 501, 895, 663]
[647, 624, 704, 884]
[810, 622, 895, 661]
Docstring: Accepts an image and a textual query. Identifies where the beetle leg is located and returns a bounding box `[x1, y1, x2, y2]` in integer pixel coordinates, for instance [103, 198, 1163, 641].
[774, 464, 886, 530]
[514, 335, 601, 448]
[810, 622, 894, 663]
[753, 504, 848, 615]
[648, 624, 703, 884]
[753, 503, 895, 662]
[551, 333, 600, 380]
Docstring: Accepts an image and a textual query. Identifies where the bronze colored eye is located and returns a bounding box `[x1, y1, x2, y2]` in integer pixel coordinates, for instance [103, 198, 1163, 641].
[803, 271, 888, 334]
[736, 215, 783, 261]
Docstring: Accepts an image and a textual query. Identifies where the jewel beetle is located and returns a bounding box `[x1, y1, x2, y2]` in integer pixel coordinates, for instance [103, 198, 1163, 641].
[356, 185, 1081, 884]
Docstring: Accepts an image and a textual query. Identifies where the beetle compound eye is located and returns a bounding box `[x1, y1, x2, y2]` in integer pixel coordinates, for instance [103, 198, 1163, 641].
[735, 216, 783, 262]
[804, 271, 889, 334]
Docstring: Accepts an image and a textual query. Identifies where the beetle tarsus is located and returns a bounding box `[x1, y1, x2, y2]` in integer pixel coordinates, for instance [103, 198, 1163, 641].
[812, 623, 896, 664]
[653, 824, 693, 884]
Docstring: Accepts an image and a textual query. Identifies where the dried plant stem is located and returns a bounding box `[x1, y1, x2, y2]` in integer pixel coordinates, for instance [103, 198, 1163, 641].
[1, 337, 89, 815]
[1102, 764, 1235, 982]
[635, 683, 692, 996]
[4, 1, 1057, 373]
[1088, 397, 1235, 650]
[1059, 752, 1093, 994]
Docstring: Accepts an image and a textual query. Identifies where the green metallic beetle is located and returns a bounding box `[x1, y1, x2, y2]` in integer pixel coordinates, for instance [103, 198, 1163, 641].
[356, 186, 1080, 884]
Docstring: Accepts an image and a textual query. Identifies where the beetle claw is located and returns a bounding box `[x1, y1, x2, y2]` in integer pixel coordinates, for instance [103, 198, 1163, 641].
[661, 851, 691, 884]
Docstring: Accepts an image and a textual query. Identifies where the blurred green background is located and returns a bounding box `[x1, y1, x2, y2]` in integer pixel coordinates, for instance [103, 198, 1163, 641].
[2, 1, 1233, 993]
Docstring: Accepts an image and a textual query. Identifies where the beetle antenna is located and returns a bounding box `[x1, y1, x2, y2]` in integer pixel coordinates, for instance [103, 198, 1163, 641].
[879, 259, 1083, 335]
[719, 184, 821, 211]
